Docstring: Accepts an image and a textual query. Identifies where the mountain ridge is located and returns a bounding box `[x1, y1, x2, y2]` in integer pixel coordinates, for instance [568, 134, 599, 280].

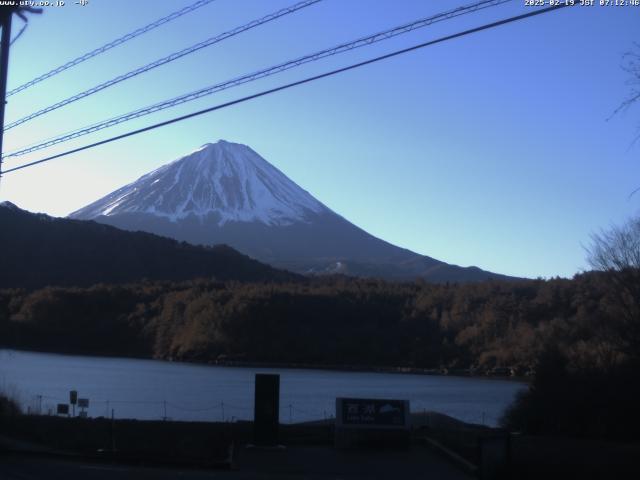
[70, 140, 516, 283]
[0, 202, 299, 289]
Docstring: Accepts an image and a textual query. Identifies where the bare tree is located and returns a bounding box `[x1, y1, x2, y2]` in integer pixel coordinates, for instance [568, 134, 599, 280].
[611, 43, 640, 142]
[587, 216, 640, 358]
[588, 217, 640, 271]
[613, 44, 640, 114]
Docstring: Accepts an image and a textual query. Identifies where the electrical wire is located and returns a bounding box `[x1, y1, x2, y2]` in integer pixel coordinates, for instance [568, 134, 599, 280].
[4, 0, 322, 130]
[9, 21, 27, 46]
[6, 0, 218, 97]
[3, 0, 513, 158]
[167, 401, 224, 412]
[1, 2, 574, 176]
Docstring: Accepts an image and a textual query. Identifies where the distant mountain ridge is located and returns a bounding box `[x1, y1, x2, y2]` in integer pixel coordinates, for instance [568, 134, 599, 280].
[0, 201, 298, 289]
[70, 140, 514, 283]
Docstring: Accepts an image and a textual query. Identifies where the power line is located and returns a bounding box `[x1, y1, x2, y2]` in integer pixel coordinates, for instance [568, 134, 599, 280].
[2, 2, 574, 176]
[9, 20, 27, 46]
[6, 0, 218, 97]
[4, 0, 322, 131]
[3, 0, 513, 158]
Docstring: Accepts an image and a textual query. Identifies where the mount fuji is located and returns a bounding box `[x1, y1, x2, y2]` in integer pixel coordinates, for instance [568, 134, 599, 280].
[70, 140, 509, 282]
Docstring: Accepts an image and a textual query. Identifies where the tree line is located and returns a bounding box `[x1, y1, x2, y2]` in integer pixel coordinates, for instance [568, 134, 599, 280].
[0, 271, 628, 373]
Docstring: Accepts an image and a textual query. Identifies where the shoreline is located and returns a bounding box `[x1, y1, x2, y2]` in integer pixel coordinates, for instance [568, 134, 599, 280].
[0, 346, 530, 383]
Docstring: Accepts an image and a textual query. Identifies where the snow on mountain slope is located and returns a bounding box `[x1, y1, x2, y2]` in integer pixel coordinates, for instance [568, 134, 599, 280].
[71, 140, 327, 226]
[70, 139, 514, 283]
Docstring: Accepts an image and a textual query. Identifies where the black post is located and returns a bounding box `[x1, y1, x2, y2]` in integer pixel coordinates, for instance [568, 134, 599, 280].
[0, 9, 12, 180]
[253, 373, 280, 446]
[110, 408, 116, 453]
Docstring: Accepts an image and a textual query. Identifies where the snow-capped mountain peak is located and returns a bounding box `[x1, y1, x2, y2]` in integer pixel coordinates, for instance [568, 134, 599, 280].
[68, 139, 510, 283]
[70, 140, 327, 226]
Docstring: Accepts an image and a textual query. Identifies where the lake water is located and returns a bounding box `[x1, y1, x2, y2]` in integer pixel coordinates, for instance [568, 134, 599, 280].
[0, 349, 525, 427]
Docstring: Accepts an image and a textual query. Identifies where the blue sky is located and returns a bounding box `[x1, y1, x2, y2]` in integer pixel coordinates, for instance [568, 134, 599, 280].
[0, 0, 638, 279]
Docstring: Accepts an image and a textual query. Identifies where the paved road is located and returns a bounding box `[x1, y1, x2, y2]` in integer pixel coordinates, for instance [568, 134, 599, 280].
[0, 445, 472, 479]
[0, 454, 217, 480]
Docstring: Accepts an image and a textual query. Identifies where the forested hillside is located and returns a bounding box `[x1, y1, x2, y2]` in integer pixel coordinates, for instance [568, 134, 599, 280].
[0, 203, 299, 288]
[0, 273, 625, 372]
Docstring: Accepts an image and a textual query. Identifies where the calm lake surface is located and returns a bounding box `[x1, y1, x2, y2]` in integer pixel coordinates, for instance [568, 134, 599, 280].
[0, 349, 525, 426]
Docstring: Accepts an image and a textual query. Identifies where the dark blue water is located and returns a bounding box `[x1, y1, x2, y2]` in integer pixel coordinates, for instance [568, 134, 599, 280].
[0, 349, 525, 426]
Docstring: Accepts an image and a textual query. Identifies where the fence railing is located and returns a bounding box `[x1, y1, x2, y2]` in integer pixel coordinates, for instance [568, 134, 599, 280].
[22, 393, 499, 428]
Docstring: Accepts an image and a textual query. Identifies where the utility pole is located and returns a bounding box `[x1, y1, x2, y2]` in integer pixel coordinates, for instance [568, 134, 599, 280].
[0, 6, 40, 183]
[0, 8, 13, 182]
